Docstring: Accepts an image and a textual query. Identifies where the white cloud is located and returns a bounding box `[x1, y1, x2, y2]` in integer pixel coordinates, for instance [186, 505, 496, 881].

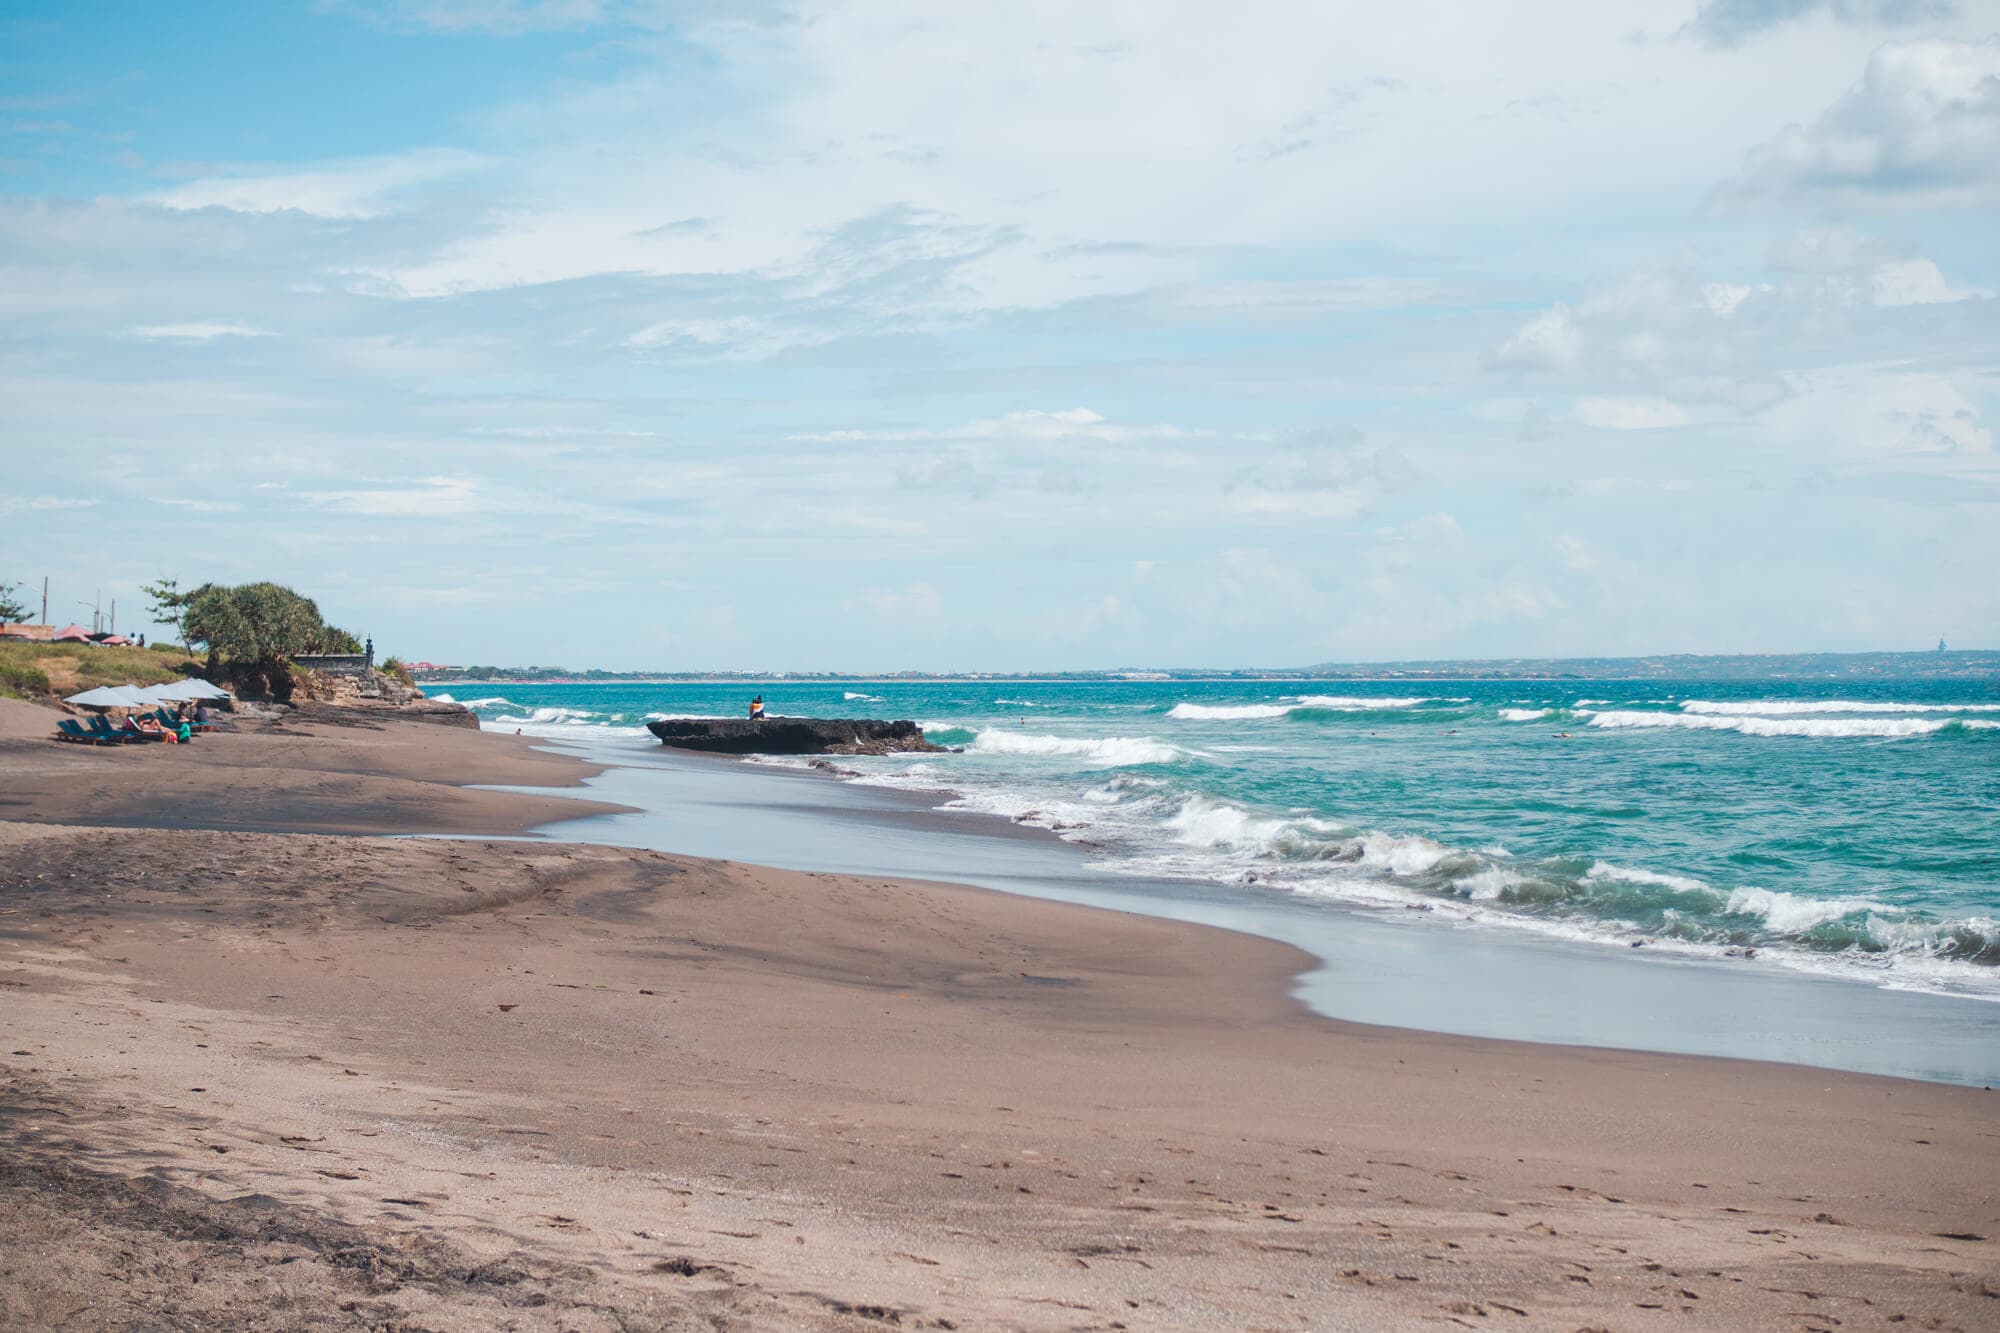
[1554, 534, 1600, 571]
[1869, 257, 1990, 305]
[151, 497, 242, 512]
[1763, 369, 1995, 460]
[1722, 37, 2000, 209]
[1573, 396, 1691, 430]
[841, 582, 943, 619]
[125, 321, 273, 340]
[0, 495, 100, 513]
[1682, 1, 1956, 49]
[150, 148, 487, 219]
[793, 408, 1191, 446]
[337, 0, 630, 34]
[1489, 305, 1580, 372]
[626, 315, 835, 360]
[1701, 281, 1767, 316]
[305, 477, 482, 516]
[1225, 440, 1411, 522]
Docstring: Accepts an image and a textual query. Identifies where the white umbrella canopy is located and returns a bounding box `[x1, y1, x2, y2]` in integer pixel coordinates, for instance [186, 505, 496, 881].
[64, 685, 153, 708]
[152, 679, 227, 701]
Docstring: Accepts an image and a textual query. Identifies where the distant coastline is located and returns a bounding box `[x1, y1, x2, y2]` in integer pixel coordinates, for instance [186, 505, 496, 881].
[414, 647, 2000, 687]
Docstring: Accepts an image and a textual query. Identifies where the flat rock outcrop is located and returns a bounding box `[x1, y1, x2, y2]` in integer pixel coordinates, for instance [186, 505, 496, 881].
[646, 717, 941, 755]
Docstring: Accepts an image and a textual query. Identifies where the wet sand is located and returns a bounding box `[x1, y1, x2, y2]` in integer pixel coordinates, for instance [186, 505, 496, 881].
[1, 698, 1995, 1329]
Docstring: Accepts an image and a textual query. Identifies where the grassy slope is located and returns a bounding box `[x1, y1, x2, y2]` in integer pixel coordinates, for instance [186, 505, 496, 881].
[0, 643, 202, 701]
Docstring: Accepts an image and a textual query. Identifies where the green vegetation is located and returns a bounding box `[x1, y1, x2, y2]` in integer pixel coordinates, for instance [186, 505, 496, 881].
[0, 658, 51, 698]
[0, 581, 27, 624]
[142, 576, 190, 649]
[181, 581, 360, 701]
[0, 641, 199, 701]
[380, 655, 414, 687]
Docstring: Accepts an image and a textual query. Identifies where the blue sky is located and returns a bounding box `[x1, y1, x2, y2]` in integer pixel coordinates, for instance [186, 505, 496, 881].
[2, 0, 1996, 670]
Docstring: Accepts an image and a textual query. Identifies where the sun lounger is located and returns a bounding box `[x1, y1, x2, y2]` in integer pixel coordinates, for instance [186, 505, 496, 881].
[55, 718, 115, 745]
[82, 715, 141, 743]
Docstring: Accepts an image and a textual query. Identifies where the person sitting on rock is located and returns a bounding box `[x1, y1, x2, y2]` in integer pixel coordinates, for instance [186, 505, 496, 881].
[749, 695, 765, 720]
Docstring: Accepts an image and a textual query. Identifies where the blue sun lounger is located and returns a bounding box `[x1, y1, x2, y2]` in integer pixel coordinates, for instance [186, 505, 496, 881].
[56, 718, 115, 745]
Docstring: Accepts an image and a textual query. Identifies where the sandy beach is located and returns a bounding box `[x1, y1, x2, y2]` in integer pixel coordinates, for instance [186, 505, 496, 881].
[1, 699, 1995, 1330]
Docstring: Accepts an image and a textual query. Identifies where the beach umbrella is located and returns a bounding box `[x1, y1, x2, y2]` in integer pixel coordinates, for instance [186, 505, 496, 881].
[151, 679, 230, 701]
[98, 634, 133, 646]
[64, 685, 150, 708]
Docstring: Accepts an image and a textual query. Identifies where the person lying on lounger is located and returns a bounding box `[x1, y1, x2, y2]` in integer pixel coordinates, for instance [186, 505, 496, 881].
[123, 714, 178, 743]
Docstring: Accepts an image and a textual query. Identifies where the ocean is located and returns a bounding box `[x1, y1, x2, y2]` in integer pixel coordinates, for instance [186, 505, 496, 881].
[437, 676, 2000, 1009]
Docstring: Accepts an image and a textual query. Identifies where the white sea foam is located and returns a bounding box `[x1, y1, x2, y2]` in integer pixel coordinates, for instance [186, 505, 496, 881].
[1681, 698, 2000, 715]
[1724, 886, 1890, 932]
[453, 695, 519, 710]
[1167, 702, 1294, 720]
[1454, 866, 1532, 900]
[1585, 710, 1978, 739]
[968, 728, 1186, 767]
[495, 706, 601, 726]
[843, 691, 882, 701]
[483, 705, 652, 740]
[1499, 707, 1554, 722]
[1352, 831, 1453, 876]
[1584, 860, 1714, 895]
[1167, 694, 1431, 721]
[1164, 796, 1308, 852]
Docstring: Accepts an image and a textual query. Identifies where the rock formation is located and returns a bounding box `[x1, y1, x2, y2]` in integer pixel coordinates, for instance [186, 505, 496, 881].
[646, 717, 941, 755]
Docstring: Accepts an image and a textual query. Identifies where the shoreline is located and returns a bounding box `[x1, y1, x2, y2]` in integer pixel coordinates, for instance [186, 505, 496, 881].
[507, 726, 2000, 1088]
[3, 700, 1997, 1328]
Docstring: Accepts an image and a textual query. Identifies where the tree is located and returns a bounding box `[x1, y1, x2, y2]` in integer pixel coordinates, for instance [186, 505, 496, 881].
[143, 576, 191, 647]
[319, 624, 364, 655]
[181, 581, 356, 701]
[0, 581, 26, 624]
[183, 582, 324, 662]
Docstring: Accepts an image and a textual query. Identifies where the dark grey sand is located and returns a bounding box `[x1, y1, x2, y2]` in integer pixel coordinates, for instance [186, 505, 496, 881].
[1, 698, 1995, 1330]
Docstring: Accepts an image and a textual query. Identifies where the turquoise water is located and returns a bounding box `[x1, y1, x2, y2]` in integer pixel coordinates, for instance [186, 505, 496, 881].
[440, 677, 2000, 1003]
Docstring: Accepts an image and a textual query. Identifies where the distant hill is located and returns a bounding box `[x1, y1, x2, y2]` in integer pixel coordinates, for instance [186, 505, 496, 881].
[414, 649, 2000, 685]
[1296, 650, 2000, 681]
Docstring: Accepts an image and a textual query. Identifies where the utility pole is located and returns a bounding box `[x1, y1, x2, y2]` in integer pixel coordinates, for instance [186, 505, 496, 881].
[40, 577, 47, 625]
[110, 598, 116, 634]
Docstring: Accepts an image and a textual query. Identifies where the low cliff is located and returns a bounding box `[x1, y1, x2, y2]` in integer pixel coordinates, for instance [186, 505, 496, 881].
[646, 717, 941, 755]
[289, 667, 479, 728]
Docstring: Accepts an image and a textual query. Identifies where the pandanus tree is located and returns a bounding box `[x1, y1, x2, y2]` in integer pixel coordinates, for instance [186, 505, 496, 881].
[181, 581, 358, 700]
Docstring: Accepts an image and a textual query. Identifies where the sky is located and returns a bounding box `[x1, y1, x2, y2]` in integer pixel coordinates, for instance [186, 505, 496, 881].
[2, 0, 1997, 671]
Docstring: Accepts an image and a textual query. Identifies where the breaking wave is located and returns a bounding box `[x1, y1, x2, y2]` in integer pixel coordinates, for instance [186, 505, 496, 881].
[1098, 795, 2000, 989]
[1680, 699, 2000, 715]
[967, 729, 1188, 768]
[1167, 695, 1433, 721]
[1585, 710, 1998, 739]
